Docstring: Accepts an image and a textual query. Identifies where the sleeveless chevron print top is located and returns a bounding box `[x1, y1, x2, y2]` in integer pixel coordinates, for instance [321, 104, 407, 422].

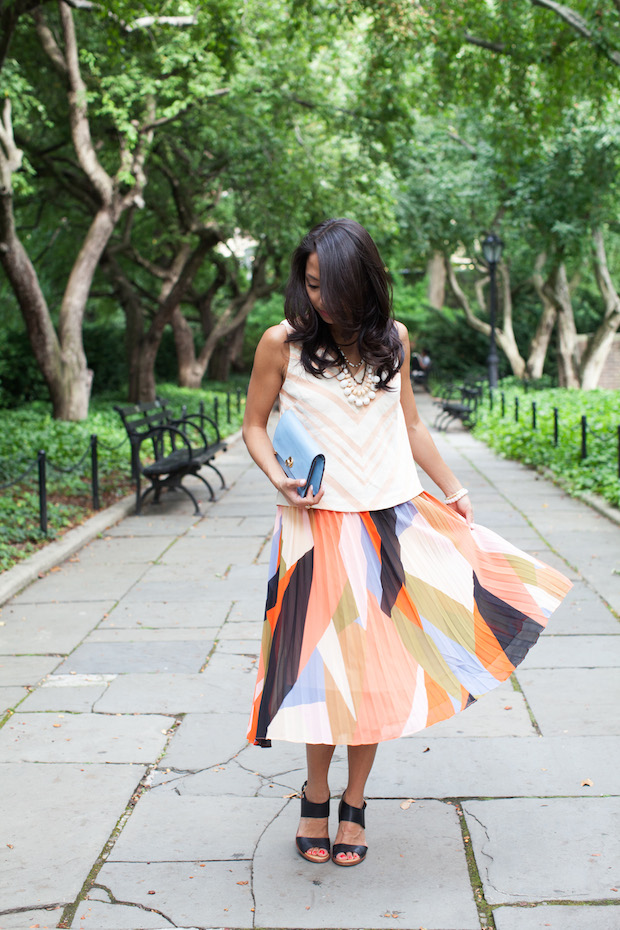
[275, 321, 424, 512]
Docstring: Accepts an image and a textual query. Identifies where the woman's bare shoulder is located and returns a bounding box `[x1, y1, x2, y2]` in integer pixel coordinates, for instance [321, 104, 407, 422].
[393, 320, 410, 344]
[259, 323, 289, 348]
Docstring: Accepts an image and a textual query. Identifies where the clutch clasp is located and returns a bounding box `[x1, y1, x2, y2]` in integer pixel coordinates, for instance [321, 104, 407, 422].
[285, 456, 294, 468]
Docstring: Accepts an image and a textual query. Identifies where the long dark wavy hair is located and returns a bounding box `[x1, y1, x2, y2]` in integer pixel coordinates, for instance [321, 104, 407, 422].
[284, 218, 403, 388]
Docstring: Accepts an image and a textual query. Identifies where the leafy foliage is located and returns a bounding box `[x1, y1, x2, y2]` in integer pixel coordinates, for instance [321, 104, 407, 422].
[474, 383, 620, 506]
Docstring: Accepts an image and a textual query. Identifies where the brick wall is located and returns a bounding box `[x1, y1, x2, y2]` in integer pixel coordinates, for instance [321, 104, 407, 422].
[575, 334, 620, 389]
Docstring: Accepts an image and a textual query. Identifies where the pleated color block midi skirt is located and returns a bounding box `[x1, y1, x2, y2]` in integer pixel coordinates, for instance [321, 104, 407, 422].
[247, 493, 572, 747]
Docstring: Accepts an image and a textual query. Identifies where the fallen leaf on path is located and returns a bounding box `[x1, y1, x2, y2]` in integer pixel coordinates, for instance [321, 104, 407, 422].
[581, 778, 594, 787]
[400, 799, 415, 810]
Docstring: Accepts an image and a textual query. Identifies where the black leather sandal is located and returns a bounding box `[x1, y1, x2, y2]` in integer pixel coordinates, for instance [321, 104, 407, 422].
[332, 795, 368, 866]
[295, 781, 331, 863]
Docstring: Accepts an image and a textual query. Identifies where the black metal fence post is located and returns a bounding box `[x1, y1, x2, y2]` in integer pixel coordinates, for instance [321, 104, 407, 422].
[37, 450, 47, 535]
[553, 407, 559, 446]
[514, 397, 519, 423]
[581, 415, 587, 459]
[489, 388, 494, 412]
[213, 396, 219, 427]
[501, 392, 505, 418]
[532, 401, 537, 431]
[226, 391, 231, 424]
[91, 434, 100, 510]
[236, 387, 242, 413]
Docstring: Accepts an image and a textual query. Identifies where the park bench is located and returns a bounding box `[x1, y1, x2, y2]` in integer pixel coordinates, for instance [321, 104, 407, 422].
[114, 399, 227, 515]
[433, 382, 483, 431]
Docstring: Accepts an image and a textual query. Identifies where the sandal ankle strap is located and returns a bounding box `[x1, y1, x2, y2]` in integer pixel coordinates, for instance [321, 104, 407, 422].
[338, 796, 366, 828]
[300, 782, 330, 818]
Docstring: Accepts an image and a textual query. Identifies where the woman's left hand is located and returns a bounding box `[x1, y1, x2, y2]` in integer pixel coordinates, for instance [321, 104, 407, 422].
[447, 494, 473, 526]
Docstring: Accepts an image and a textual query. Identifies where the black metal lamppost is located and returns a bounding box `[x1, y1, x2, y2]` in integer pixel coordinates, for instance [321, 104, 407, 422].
[481, 232, 504, 389]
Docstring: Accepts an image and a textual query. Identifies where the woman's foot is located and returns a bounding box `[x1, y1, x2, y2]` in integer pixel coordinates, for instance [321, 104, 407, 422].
[295, 782, 331, 863]
[332, 793, 368, 866]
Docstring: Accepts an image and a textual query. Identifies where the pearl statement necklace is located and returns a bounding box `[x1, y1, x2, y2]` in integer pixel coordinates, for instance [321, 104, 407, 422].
[336, 363, 380, 407]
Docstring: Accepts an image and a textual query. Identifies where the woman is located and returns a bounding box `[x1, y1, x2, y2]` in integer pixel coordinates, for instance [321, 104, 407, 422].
[242, 218, 571, 867]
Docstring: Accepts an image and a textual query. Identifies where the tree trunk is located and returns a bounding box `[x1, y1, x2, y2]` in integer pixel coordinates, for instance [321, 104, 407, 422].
[580, 227, 620, 390]
[426, 250, 446, 309]
[0, 188, 95, 418]
[527, 253, 557, 379]
[544, 263, 580, 387]
[172, 305, 205, 388]
[208, 321, 246, 380]
[448, 259, 526, 377]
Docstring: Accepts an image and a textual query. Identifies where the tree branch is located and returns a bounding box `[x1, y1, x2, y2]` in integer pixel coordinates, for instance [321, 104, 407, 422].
[0, 98, 24, 191]
[464, 34, 506, 54]
[446, 261, 490, 336]
[62, 0, 199, 32]
[530, 0, 620, 66]
[32, 7, 68, 75]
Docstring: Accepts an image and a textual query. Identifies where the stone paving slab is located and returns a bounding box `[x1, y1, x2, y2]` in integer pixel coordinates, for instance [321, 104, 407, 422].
[226, 598, 266, 623]
[94, 672, 236, 715]
[69, 534, 171, 565]
[210, 499, 276, 518]
[0, 906, 64, 929]
[54, 640, 213, 675]
[0, 655, 60, 686]
[185, 515, 272, 538]
[0, 600, 116, 655]
[0, 711, 172, 763]
[0, 685, 28, 714]
[216, 638, 260, 654]
[493, 904, 620, 930]
[19, 680, 110, 712]
[105, 514, 202, 537]
[367, 734, 620, 798]
[69, 898, 168, 928]
[80, 859, 254, 929]
[87, 626, 220, 643]
[254, 799, 480, 930]
[109, 794, 285, 861]
[154, 760, 264, 797]
[99, 600, 233, 629]
[0, 762, 142, 911]
[216, 619, 262, 640]
[162, 711, 250, 770]
[540, 582, 618, 635]
[10, 561, 145, 604]
[410, 681, 536, 738]
[118, 577, 225, 604]
[463, 797, 620, 903]
[157, 535, 262, 566]
[519, 634, 620, 669]
[516, 668, 620, 735]
[524, 547, 581, 580]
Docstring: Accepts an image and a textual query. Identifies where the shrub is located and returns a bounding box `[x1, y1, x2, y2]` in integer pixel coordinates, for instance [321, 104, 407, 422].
[474, 384, 620, 507]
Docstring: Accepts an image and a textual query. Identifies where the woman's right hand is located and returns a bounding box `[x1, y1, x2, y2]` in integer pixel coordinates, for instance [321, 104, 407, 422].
[276, 477, 325, 510]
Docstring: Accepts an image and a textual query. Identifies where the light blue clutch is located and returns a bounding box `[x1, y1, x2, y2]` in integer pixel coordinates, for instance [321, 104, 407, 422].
[273, 409, 326, 497]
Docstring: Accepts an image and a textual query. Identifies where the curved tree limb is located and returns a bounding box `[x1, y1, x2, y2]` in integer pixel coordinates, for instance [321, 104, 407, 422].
[530, 0, 620, 66]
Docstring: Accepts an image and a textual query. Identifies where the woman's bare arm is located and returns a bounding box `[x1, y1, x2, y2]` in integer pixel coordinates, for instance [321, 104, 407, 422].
[242, 325, 325, 508]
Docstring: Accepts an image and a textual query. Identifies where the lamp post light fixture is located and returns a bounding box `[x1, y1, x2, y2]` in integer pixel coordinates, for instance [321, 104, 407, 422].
[481, 232, 504, 390]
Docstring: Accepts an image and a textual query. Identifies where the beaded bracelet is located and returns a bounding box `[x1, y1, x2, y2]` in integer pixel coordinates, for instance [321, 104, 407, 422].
[444, 488, 469, 505]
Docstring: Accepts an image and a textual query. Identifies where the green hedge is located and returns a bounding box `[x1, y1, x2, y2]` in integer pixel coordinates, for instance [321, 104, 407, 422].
[0, 383, 246, 572]
[473, 382, 620, 507]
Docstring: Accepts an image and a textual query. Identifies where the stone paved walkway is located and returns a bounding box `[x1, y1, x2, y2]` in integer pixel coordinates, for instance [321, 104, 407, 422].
[1, 392, 619, 930]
